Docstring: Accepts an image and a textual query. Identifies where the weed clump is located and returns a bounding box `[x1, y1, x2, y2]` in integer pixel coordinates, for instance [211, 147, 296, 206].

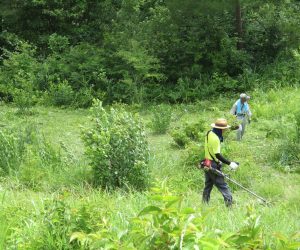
[171, 120, 205, 148]
[71, 184, 300, 249]
[150, 104, 172, 134]
[82, 100, 150, 190]
[0, 124, 70, 188]
[271, 110, 300, 173]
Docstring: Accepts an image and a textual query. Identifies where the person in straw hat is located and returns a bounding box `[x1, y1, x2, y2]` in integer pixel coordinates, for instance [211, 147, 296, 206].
[230, 93, 252, 141]
[202, 118, 239, 207]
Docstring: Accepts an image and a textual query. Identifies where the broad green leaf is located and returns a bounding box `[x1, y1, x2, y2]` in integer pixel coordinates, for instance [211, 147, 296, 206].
[138, 206, 162, 216]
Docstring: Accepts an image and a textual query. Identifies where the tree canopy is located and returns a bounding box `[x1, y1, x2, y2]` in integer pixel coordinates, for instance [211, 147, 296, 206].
[0, 0, 300, 105]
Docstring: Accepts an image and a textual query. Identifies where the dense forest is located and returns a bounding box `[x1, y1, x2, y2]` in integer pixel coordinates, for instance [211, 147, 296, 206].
[1, 0, 300, 107]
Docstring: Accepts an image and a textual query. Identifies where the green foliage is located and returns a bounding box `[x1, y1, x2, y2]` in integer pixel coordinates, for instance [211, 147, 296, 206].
[0, 123, 70, 189]
[13, 88, 37, 114]
[116, 40, 164, 103]
[74, 87, 94, 108]
[71, 184, 297, 249]
[40, 198, 74, 249]
[183, 142, 204, 168]
[48, 33, 70, 54]
[0, 129, 26, 175]
[267, 109, 300, 173]
[171, 120, 205, 148]
[13, 196, 99, 250]
[0, 90, 299, 248]
[150, 104, 172, 134]
[0, 0, 299, 106]
[0, 41, 39, 111]
[275, 140, 300, 173]
[47, 80, 75, 107]
[82, 100, 150, 190]
[170, 129, 190, 148]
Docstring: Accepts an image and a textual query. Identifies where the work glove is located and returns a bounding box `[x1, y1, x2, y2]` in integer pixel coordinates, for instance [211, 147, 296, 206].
[229, 162, 239, 171]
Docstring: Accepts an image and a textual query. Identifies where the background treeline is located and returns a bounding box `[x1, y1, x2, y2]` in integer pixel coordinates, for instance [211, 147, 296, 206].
[0, 0, 300, 107]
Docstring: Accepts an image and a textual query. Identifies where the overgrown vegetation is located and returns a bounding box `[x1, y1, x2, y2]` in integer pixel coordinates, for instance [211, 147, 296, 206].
[0, 0, 300, 248]
[71, 184, 300, 249]
[0, 88, 299, 249]
[171, 120, 206, 148]
[150, 104, 172, 134]
[1, 1, 300, 106]
[82, 100, 150, 190]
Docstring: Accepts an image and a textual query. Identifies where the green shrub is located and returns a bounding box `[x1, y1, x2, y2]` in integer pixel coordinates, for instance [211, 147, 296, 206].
[22, 197, 96, 249]
[183, 142, 204, 168]
[151, 104, 172, 134]
[71, 184, 295, 249]
[170, 129, 190, 148]
[82, 100, 150, 190]
[48, 80, 75, 107]
[13, 88, 37, 114]
[171, 120, 206, 148]
[181, 143, 204, 188]
[0, 41, 39, 111]
[74, 87, 94, 108]
[183, 120, 205, 140]
[295, 109, 300, 140]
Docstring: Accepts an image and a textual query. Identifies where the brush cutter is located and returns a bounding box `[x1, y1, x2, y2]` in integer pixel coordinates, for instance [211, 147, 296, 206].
[197, 164, 268, 204]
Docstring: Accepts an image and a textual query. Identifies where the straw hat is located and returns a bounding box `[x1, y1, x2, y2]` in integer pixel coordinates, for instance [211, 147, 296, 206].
[211, 118, 231, 129]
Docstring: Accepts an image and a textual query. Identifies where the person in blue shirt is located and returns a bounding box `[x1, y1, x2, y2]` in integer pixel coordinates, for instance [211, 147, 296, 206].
[230, 93, 252, 141]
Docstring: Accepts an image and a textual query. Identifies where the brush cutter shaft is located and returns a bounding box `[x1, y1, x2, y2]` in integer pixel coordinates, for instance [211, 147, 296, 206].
[212, 169, 267, 203]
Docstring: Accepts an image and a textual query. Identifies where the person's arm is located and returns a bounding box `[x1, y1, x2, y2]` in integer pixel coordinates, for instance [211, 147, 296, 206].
[216, 153, 239, 170]
[230, 102, 237, 115]
[215, 153, 231, 165]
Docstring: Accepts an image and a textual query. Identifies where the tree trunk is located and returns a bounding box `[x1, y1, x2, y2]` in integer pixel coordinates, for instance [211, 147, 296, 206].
[235, 0, 243, 49]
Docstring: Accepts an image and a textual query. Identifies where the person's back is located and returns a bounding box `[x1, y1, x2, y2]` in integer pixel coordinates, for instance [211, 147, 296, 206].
[205, 131, 220, 162]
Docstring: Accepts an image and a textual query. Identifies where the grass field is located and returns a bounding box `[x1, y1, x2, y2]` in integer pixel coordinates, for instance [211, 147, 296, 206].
[0, 87, 299, 249]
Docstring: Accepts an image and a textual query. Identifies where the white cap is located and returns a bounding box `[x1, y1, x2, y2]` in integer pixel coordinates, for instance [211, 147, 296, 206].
[240, 93, 250, 100]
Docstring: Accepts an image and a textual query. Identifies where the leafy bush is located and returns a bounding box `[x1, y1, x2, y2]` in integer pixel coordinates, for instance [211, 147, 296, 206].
[71, 183, 299, 249]
[15, 197, 98, 250]
[170, 129, 190, 148]
[183, 142, 204, 168]
[13, 88, 37, 114]
[41, 198, 74, 249]
[0, 41, 39, 112]
[47, 80, 75, 107]
[171, 120, 206, 148]
[150, 104, 172, 134]
[183, 120, 205, 140]
[74, 87, 94, 108]
[82, 100, 149, 190]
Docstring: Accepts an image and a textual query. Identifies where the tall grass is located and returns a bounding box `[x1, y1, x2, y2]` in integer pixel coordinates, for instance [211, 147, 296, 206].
[0, 88, 299, 248]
